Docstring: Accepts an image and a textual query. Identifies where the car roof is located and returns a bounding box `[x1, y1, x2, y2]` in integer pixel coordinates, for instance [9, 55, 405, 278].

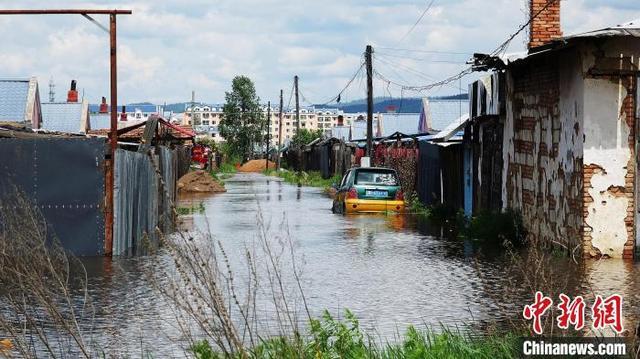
[351, 167, 397, 172]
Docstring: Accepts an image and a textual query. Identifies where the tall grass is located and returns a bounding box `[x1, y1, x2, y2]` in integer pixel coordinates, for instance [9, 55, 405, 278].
[190, 310, 517, 359]
[264, 169, 341, 192]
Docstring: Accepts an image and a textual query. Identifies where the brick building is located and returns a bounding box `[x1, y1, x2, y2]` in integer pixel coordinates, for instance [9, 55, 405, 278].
[470, 0, 640, 258]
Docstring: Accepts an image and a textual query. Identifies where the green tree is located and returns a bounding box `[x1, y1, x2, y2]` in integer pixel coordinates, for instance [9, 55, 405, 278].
[290, 128, 324, 147]
[220, 76, 264, 160]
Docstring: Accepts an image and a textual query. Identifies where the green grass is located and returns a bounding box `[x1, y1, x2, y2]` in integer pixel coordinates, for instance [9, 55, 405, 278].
[176, 202, 205, 215]
[264, 169, 342, 192]
[209, 161, 238, 183]
[190, 310, 518, 358]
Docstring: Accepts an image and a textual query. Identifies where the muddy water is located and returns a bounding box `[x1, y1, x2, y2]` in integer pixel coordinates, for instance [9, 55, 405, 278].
[76, 173, 640, 355]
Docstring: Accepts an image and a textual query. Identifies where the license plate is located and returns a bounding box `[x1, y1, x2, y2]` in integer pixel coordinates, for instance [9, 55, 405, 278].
[366, 190, 388, 198]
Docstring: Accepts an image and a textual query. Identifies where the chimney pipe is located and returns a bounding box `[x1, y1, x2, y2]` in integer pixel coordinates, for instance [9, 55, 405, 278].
[120, 105, 127, 121]
[529, 0, 562, 49]
[67, 80, 78, 103]
[99, 96, 108, 113]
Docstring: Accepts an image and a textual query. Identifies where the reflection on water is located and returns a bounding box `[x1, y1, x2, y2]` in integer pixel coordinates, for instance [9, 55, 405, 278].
[69, 173, 639, 355]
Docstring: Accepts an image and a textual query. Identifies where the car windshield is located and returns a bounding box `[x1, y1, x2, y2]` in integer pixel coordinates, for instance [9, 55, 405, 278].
[355, 170, 398, 186]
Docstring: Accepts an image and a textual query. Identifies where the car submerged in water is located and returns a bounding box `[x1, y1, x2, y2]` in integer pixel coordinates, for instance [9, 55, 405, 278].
[332, 167, 405, 214]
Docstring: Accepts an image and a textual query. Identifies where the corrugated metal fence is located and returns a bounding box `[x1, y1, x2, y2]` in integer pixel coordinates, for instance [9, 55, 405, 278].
[113, 145, 177, 255]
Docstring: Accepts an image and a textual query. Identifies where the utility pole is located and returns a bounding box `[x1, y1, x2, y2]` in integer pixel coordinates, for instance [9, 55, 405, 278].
[266, 101, 270, 169]
[365, 45, 374, 159]
[294, 75, 300, 133]
[277, 89, 283, 170]
[190, 90, 195, 126]
[294, 75, 301, 173]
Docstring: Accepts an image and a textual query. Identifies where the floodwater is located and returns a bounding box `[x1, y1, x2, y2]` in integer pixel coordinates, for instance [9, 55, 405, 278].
[31, 173, 640, 355]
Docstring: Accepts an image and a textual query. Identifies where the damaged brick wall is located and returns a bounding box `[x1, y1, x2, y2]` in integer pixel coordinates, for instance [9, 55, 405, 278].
[582, 73, 636, 259]
[502, 51, 583, 250]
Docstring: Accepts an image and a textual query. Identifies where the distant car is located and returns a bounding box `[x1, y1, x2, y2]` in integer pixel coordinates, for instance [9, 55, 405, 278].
[332, 167, 404, 214]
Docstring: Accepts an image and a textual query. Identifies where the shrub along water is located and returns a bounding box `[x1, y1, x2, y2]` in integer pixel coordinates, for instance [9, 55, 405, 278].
[190, 309, 518, 358]
[264, 169, 342, 192]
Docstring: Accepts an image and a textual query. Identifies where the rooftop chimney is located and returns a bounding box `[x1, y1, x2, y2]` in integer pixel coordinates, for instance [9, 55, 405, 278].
[529, 0, 562, 49]
[120, 105, 127, 121]
[99, 96, 108, 113]
[67, 80, 78, 103]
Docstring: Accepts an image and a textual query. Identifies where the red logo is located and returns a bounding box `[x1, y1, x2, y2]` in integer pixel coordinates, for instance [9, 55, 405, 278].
[523, 291, 553, 334]
[592, 294, 623, 333]
[523, 292, 624, 334]
[556, 294, 586, 330]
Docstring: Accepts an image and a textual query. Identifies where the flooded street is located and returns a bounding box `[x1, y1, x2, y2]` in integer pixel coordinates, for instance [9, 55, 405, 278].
[79, 173, 640, 355]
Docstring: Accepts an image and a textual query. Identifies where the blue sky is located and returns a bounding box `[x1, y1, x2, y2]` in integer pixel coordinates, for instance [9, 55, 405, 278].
[0, 0, 638, 105]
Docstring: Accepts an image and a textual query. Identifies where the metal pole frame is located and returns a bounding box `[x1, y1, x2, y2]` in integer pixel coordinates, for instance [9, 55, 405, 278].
[0, 9, 132, 256]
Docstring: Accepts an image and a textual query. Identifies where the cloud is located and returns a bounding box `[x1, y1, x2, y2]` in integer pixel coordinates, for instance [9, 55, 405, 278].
[0, 0, 637, 104]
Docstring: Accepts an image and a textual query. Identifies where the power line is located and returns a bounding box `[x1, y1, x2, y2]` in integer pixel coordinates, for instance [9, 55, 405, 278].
[371, 0, 559, 94]
[397, 0, 436, 44]
[300, 60, 366, 106]
[375, 52, 467, 64]
[375, 54, 466, 92]
[491, 0, 558, 56]
[376, 47, 472, 55]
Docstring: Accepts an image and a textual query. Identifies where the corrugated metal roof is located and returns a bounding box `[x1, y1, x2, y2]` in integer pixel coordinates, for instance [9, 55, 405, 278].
[565, 17, 640, 39]
[0, 79, 30, 121]
[499, 18, 640, 66]
[41, 102, 84, 133]
[431, 114, 469, 141]
[429, 100, 467, 131]
[90, 113, 112, 130]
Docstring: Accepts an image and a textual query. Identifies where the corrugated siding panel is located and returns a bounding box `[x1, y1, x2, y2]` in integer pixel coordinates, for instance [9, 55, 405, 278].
[113, 146, 178, 255]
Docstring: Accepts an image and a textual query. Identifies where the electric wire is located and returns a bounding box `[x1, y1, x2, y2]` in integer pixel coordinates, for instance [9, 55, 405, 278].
[397, 0, 436, 44]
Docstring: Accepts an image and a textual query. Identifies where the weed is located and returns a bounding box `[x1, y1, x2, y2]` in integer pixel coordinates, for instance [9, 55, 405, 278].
[264, 169, 341, 192]
[189, 310, 518, 358]
[176, 202, 205, 215]
[460, 209, 526, 246]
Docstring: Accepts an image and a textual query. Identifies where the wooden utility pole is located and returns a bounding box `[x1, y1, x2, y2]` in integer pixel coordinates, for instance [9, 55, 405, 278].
[365, 45, 374, 158]
[266, 101, 270, 169]
[277, 89, 283, 169]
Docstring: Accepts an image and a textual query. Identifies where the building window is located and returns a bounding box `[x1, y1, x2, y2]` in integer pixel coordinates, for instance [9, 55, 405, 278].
[202, 120, 210, 125]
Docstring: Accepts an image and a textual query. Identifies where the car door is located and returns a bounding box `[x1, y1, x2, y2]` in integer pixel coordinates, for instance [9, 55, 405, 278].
[336, 170, 351, 210]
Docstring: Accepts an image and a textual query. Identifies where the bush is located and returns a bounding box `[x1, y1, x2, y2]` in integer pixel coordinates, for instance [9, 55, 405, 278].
[460, 209, 526, 246]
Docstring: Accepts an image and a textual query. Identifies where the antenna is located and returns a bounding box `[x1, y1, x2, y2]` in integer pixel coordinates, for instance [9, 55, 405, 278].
[48, 77, 55, 102]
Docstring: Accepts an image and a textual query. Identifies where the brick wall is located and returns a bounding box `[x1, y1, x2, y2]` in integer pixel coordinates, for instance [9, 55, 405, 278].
[503, 53, 583, 249]
[529, 0, 562, 49]
[582, 75, 636, 259]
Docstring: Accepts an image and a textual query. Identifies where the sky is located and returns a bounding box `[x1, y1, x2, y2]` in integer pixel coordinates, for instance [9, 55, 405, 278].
[0, 0, 638, 106]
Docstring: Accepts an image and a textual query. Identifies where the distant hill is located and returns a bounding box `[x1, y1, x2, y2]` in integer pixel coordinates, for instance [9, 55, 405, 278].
[89, 95, 468, 114]
[316, 94, 468, 113]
